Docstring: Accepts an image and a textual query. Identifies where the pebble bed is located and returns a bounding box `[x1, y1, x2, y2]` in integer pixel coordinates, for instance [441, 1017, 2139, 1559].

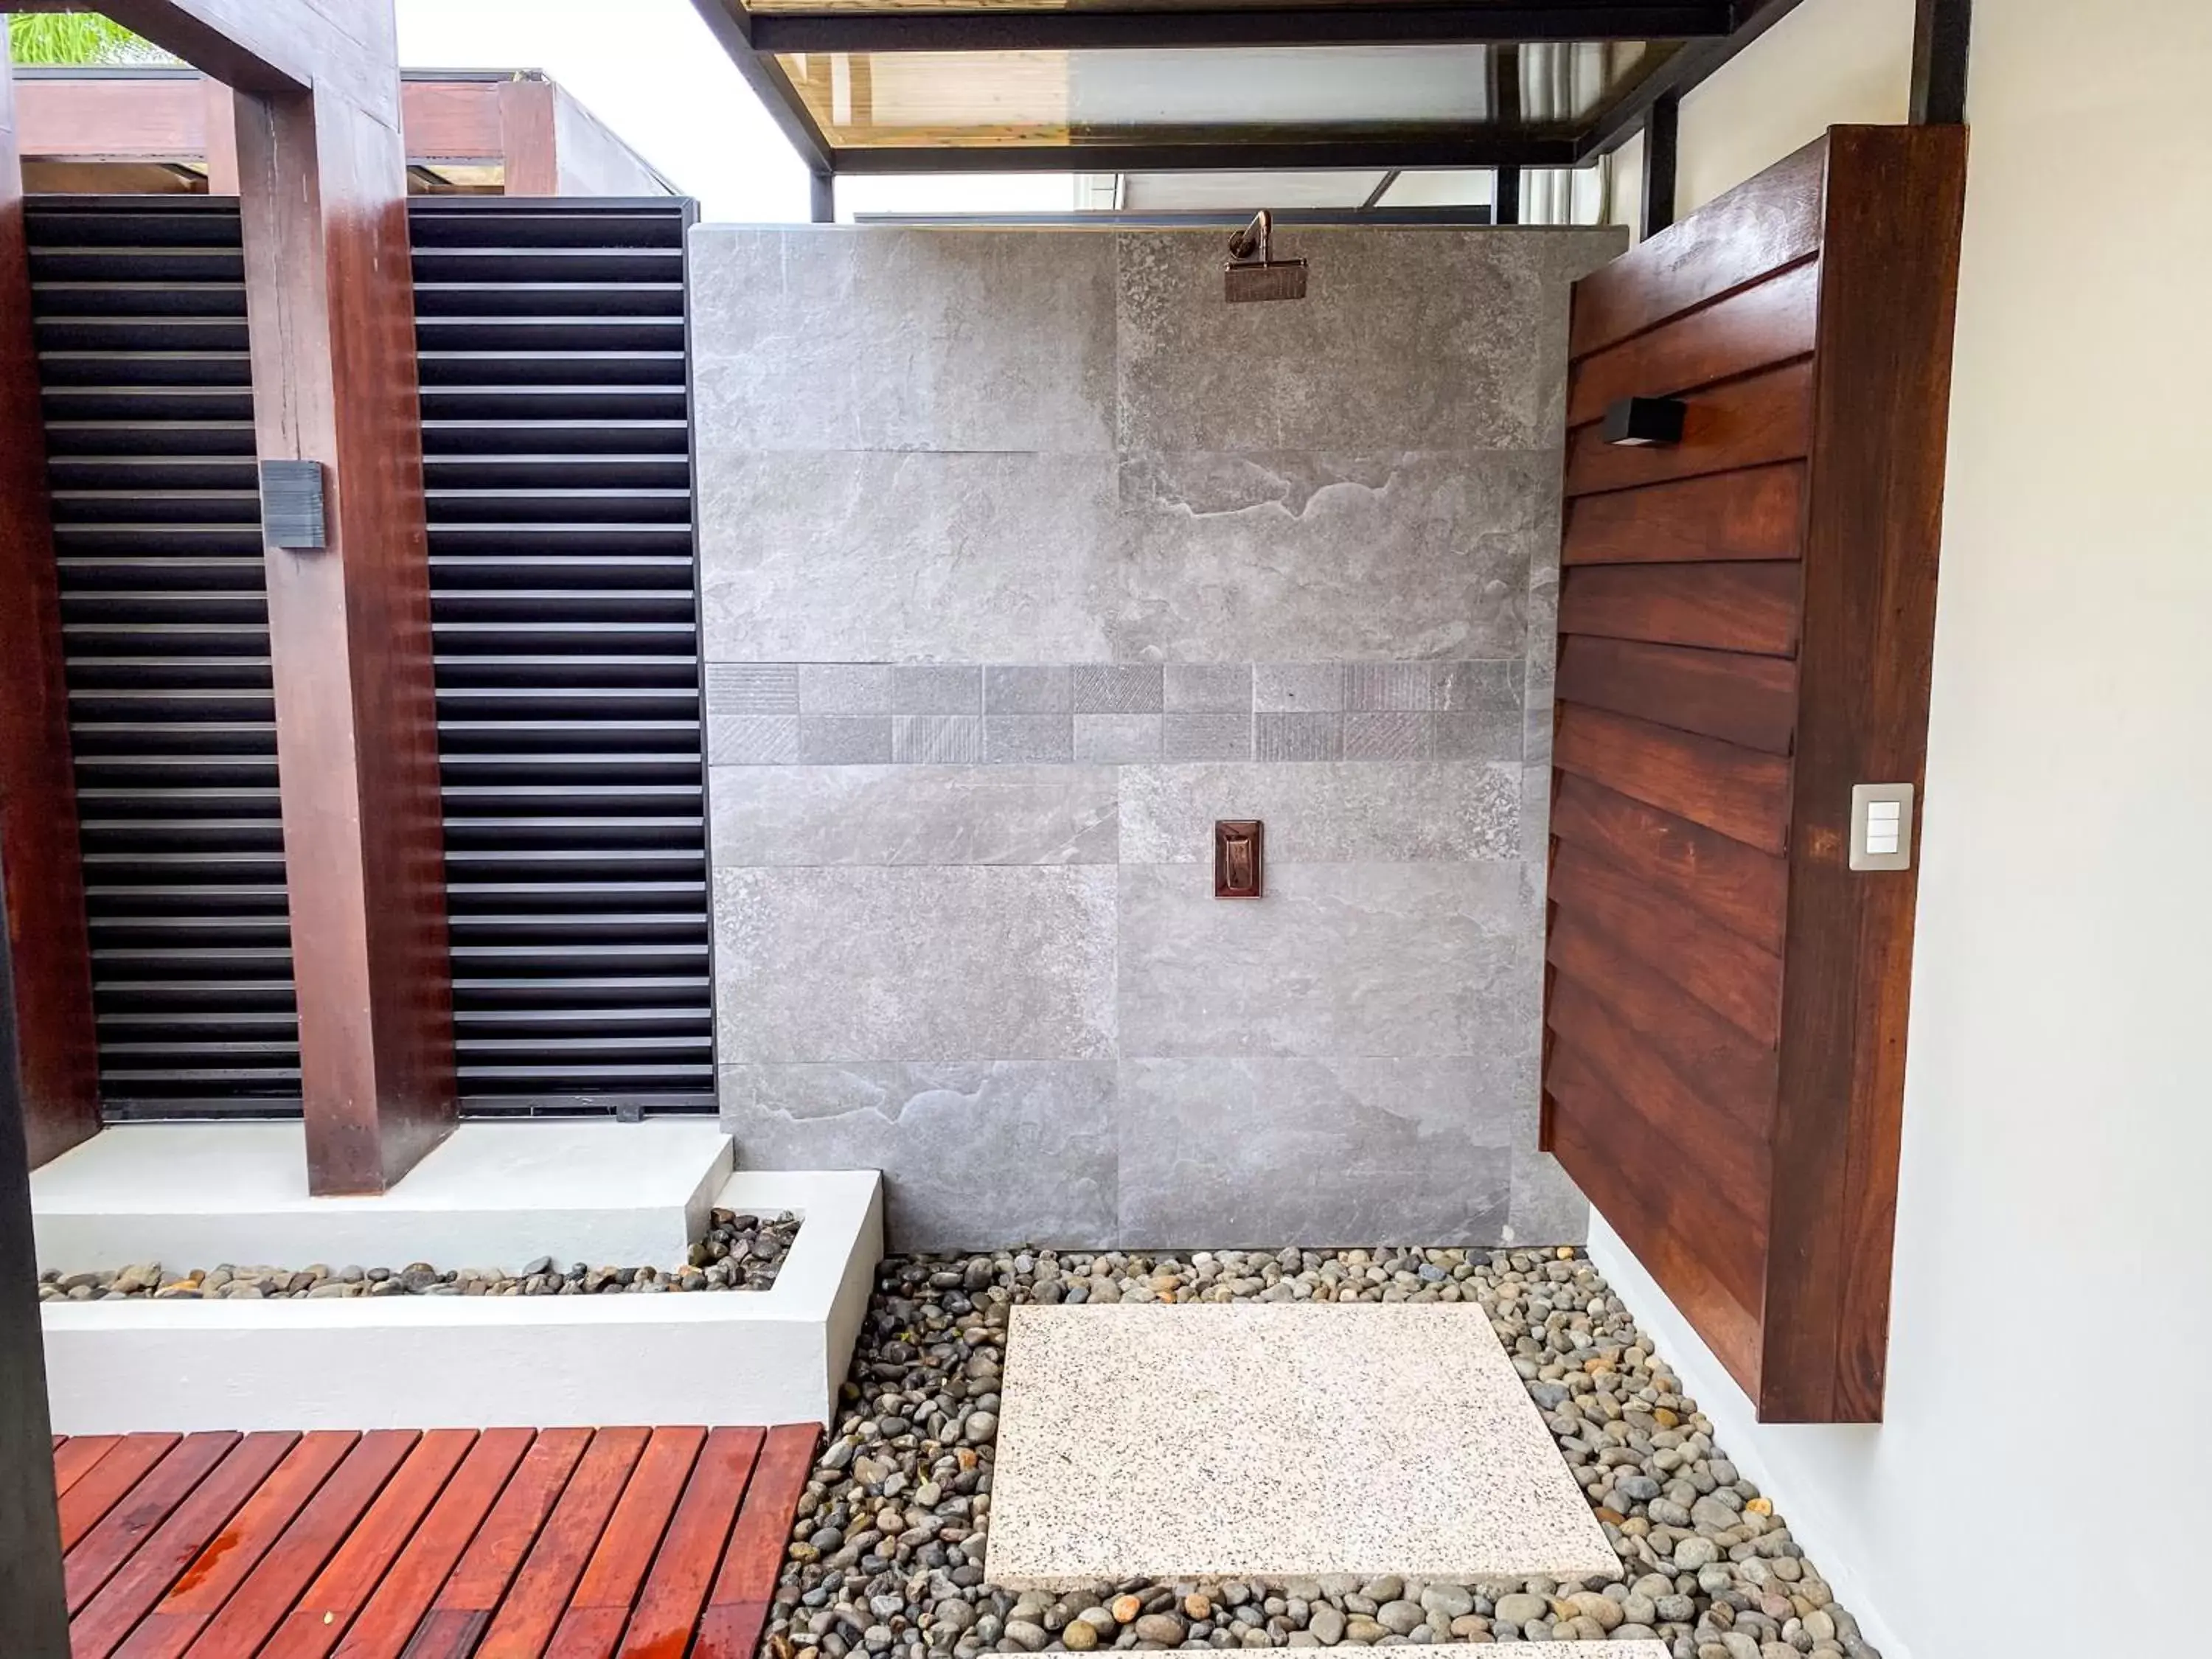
[37, 1208, 800, 1301]
[768, 1247, 1882, 1659]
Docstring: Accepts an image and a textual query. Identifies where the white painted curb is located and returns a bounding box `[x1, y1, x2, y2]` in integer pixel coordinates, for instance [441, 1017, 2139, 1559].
[42, 1170, 883, 1433]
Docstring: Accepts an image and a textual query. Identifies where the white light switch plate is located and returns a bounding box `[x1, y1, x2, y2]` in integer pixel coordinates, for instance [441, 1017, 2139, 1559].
[1849, 782, 1916, 872]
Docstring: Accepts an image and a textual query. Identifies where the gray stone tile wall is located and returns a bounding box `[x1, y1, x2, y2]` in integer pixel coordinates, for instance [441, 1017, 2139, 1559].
[694, 223, 1624, 1251]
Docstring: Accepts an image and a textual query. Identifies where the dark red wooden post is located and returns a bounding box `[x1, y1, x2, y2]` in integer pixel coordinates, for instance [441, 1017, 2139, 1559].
[0, 24, 103, 1172]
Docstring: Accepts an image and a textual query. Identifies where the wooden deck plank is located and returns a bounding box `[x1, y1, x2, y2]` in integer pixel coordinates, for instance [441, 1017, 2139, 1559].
[54, 1434, 122, 1497]
[181, 1430, 420, 1658]
[693, 1424, 819, 1659]
[475, 1427, 650, 1659]
[60, 1434, 180, 1552]
[329, 1427, 535, 1659]
[262, 1429, 478, 1659]
[114, 1430, 360, 1659]
[70, 1432, 300, 1659]
[544, 1427, 704, 1659]
[397, 1425, 593, 1659]
[66, 1433, 240, 1616]
[616, 1426, 762, 1658]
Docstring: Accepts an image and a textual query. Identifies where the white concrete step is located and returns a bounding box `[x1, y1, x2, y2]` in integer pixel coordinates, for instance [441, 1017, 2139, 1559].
[31, 1119, 733, 1273]
[984, 1301, 1618, 1588]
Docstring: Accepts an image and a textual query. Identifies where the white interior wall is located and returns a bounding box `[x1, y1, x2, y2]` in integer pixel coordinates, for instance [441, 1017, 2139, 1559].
[1590, 4, 2212, 1658]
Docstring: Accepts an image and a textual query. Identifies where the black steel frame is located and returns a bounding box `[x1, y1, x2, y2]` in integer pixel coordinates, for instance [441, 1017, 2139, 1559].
[691, 0, 1817, 180]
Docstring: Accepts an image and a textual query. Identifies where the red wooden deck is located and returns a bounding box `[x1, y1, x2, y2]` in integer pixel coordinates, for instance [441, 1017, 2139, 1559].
[49, 1422, 816, 1658]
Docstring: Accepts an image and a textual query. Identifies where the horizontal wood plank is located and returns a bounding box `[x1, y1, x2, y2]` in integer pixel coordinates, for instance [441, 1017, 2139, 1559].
[1568, 257, 1820, 429]
[1559, 560, 1800, 658]
[1563, 462, 1805, 568]
[1571, 133, 1826, 358]
[1558, 636, 1797, 757]
[1549, 773, 1789, 952]
[1554, 703, 1792, 855]
[1547, 973, 1771, 1227]
[1546, 901, 1780, 1142]
[1565, 359, 1814, 498]
[1547, 1054, 1766, 1391]
[1548, 841, 1784, 1046]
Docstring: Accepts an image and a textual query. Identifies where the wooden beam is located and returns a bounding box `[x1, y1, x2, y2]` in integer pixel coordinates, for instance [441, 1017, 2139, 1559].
[0, 29, 102, 1169]
[496, 73, 559, 195]
[200, 76, 239, 193]
[72, 2, 456, 1192]
[231, 72, 456, 1194]
[1762, 124, 1966, 1422]
[0, 851, 72, 1656]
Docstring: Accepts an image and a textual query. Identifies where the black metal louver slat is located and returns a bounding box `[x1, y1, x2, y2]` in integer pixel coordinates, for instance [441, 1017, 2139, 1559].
[409, 198, 714, 1115]
[24, 197, 301, 1118]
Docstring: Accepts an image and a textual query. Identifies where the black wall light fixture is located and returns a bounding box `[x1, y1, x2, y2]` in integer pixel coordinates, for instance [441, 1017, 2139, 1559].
[1602, 396, 1686, 447]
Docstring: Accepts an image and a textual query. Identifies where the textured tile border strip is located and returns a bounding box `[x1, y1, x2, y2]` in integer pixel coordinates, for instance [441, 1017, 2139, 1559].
[707, 664, 1523, 765]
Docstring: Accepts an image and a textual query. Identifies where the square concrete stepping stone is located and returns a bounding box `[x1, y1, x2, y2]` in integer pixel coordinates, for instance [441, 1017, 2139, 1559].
[985, 1301, 1618, 1588]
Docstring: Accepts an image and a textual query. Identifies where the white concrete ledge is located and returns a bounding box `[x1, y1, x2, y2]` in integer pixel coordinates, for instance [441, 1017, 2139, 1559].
[43, 1170, 883, 1433]
[32, 1120, 735, 1273]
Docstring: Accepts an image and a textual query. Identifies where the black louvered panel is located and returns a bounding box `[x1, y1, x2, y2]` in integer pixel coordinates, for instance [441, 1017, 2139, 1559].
[409, 198, 713, 1115]
[24, 197, 301, 1117]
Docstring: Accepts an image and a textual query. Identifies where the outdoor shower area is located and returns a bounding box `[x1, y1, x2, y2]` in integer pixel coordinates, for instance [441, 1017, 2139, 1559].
[692, 220, 1622, 1251]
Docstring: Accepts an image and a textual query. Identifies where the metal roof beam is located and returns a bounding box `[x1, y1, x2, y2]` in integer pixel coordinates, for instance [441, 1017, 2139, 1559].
[828, 135, 1585, 175]
[748, 4, 1731, 55]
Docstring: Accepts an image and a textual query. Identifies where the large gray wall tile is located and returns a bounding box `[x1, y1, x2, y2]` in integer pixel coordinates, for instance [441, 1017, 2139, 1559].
[1119, 762, 1518, 864]
[1112, 451, 1544, 661]
[699, 449, 1119, 661]
[1507, 1146, 1591, 1247]
[689, 226, 1114, 453]
[1117, 1058, 1516, 1247]
[1118, 862, 1528, 1060]
[712, 764, 1118, 866]
[1116, 229, 1616, 453]
[723, 1061, 1117, 1250]
[716, 865, 1117, 1062]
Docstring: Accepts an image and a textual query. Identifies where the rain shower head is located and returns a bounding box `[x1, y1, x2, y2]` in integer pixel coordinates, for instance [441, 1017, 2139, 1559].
[1224, 210, 1307, 303]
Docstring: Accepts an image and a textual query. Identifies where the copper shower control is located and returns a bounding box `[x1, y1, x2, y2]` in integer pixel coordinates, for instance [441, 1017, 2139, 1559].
[1214, 821, 1264, 899]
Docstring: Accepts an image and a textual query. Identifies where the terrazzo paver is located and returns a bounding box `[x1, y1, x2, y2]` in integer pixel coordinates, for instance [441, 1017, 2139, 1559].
[984, 1301, 1619, 1588]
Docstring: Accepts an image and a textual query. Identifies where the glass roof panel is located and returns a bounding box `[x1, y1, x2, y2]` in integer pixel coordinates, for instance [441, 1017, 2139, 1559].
[775, 40, 1669, 150]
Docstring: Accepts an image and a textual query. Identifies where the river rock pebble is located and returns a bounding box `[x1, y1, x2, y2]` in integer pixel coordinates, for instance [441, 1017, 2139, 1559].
[768, 1245, 1885, 1659]
[37, 1209, 800, 1300]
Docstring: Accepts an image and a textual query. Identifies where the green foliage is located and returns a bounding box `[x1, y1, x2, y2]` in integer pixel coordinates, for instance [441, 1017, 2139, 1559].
[7, 14, 167, 68]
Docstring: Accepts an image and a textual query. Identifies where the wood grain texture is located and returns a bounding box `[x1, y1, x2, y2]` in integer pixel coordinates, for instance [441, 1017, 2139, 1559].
[1563, 462, 1805, 567]
[616, 1425, 762, 1658]
[1567, 257, 1820, 428]
[70, 1432, 299, 1659]
[1557, 636, 1798, 756]
[401, 1425, 590, 1657]
[1570, 132, 1826, 358]
[692, 1422, 819, 1659]
[545, 1426, 703, 1659]
[1547, 975, 1770, 1228]
[1547, 1054, 1764, 1394]
[495, 74, 559, 195]
[178, 1429, 414, 1657]
[230, 49, 455, 1194]
[1549, 841, 1784, 1047]
[66, 1435, 240, 1616]
[0, 42, 101, 1169]
[1550, 773, 1789, 953]
[1761, 125, 1966, 1425]
[330, 1425, 532, 1659]
[53, 1435, 121, 1498]
[1559, 560, 1801, 657]
[1554, 703, 1792, 856]
[1546, 904, 1779, 1134]
[1565, 358, 1815, 498]
[474, 1427, 647, 1659]
[60, 1435, 179, 1553]
[260, 1428, 475, 1659]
